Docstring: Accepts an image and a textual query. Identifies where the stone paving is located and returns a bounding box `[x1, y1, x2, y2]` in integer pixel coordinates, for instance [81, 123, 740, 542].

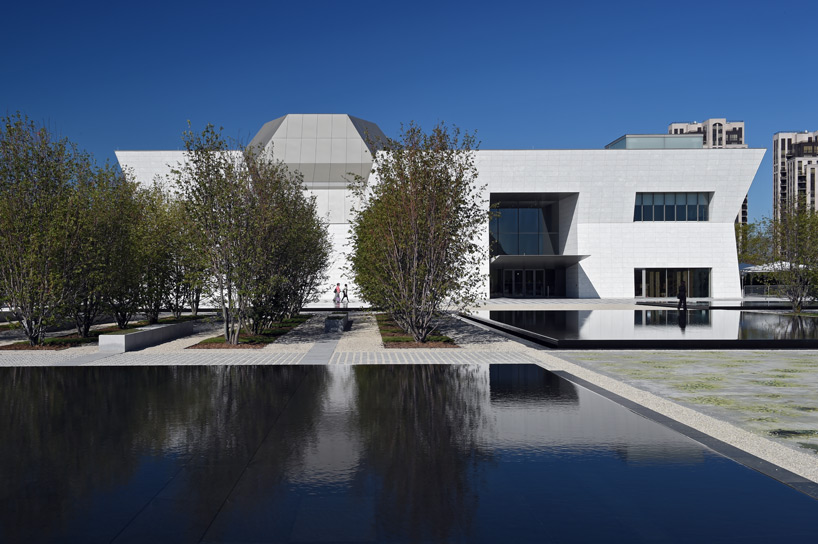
[1, 310, 817, 485]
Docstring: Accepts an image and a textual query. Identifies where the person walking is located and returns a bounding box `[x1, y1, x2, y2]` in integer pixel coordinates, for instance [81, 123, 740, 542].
[341, 284, 349, 305]
[333, 283, 341, 306]
[677, 280, 687, 311]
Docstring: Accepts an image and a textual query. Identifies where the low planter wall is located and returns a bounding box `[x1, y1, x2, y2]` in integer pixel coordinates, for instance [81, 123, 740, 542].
[99, 321, 197, 353]
[324, 313, 348, 333]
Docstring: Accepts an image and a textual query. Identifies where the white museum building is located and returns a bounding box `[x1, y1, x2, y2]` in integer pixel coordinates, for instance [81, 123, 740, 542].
[116, 114, 764, 302]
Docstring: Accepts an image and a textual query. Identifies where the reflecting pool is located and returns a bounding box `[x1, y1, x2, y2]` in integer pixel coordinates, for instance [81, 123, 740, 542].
[1, 365, 816, 542]
[480, 309, 818, 347]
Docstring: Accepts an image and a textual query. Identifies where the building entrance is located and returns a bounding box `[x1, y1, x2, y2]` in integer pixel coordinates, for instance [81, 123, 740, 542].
[494, 269, 562, 298]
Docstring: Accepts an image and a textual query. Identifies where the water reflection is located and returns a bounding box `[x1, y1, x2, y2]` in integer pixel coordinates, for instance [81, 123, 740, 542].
[1, 365, 817, 543]
[486, 309, 818, 342]
[352, 365, 491, 542]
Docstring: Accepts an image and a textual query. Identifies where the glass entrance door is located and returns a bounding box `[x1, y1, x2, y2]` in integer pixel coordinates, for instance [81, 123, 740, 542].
[501, 269, 547, 297]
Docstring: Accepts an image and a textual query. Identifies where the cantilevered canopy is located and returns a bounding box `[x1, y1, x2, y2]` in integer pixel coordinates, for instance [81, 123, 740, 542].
[490, 255, 589, 269]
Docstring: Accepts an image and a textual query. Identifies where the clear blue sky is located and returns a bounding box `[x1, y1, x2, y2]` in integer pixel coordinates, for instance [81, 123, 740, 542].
[3, 0, 815, 222]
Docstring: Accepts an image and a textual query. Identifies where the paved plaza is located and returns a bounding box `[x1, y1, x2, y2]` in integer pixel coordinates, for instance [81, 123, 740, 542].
[1, 309, 817, 487]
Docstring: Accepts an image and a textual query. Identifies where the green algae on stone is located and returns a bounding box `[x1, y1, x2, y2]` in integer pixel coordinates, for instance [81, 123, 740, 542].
[674, 382, 719, 392]
[769, 429, 818, 438]
[688, 396, 736, 407]
[751, 379, 796, 388]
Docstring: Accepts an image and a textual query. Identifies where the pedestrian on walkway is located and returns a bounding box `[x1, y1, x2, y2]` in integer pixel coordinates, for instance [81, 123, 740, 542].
[333, 283, 341, 307]
[677, 280, 687, 311]
[341, 284, 349, 306]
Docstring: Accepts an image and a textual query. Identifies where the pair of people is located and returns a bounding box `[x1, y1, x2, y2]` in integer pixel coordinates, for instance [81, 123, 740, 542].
[333, 283, 349, 305]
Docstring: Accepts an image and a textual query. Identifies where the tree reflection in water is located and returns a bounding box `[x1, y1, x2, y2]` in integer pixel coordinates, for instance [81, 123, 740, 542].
[352, 365, 493, 542]
[0, 366, 324, 542]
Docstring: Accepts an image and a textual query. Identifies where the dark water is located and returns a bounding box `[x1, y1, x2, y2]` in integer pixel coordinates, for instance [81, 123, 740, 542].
[1, 364, 815, 543]
[486, 309, 818, 342]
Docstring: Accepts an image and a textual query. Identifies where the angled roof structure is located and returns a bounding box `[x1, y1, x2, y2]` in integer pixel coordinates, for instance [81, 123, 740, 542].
[249, 114, 388, 187]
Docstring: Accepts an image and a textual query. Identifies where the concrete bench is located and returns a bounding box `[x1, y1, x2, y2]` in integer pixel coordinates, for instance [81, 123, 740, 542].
[98, 321, 197, 353]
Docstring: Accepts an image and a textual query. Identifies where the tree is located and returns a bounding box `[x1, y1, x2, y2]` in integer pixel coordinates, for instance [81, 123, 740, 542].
[164, 197, 208, 318]
[0, 113, 90, 344]
[173, 124, 248, 343]
[173, 124, 329, 343]
[242, 150, 330, 333]
[764, 199, 818, 313]
[68, 164, 138, 336]
[349, 122, 488, 342]
[735, 221, 772, 266]
[137, 184, 176, 324]
[103, 177, 144, 329]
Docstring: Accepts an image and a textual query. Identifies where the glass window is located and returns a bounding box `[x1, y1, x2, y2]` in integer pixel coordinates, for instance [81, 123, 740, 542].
[498, 208, 517, 235]
[519, 233, 538, 255]
[498, 233, 517, 255]
[518, 208, 538, 233]
[635, 192, 709, 222]
[687, 203, 697, 221]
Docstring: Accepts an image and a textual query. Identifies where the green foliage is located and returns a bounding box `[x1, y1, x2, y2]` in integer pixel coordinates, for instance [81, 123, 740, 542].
[762, 199, 818, 313]
[0, 113, 92, 345]
[349, 122, 488, 342]
[69, 164, 140, 335]
[173, 124, 329, 343]
[735, 221, 772, 266]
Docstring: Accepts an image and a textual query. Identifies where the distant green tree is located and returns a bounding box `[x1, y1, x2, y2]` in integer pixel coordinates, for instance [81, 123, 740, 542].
[0, 113, 91, 344]
[349, 122, 488, 342]
[735, 221, 772, 266]
[763, 199, 818, 313]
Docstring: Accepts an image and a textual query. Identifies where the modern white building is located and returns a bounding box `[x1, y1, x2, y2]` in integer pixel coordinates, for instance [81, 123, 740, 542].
[773, 130, 818, 220]
[116, 114, 764, 301]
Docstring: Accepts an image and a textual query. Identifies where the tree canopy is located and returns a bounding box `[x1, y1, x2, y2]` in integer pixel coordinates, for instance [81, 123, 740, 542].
[349, 122, 488, 342]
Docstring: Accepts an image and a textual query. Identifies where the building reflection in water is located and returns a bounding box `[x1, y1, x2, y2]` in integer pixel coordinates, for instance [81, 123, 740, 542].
[1, 364, 815, 542]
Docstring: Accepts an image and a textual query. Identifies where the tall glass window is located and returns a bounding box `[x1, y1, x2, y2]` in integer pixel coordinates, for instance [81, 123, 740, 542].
[490, 204, 559, 256]
[634, 192, 711, 222]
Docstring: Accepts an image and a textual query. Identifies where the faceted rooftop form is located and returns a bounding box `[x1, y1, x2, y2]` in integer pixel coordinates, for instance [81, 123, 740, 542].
[249, 114, 388, 187]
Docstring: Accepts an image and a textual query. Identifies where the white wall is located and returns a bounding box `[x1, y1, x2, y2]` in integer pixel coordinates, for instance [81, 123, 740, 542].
[118, 146, 764, 301]
[477, 148, 764, 298]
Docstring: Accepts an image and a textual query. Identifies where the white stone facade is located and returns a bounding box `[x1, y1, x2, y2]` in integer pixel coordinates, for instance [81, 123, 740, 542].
[116, 115, 764, 302]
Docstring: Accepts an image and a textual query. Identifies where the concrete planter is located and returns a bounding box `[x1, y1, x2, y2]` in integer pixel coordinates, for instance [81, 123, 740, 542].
[324, 313, 348, 333]
[99, 321, 197, 353]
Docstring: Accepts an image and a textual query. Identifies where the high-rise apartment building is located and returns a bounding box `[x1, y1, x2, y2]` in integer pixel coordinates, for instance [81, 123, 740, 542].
[669, 119, 748, 224]
[773, 130, 818, 220]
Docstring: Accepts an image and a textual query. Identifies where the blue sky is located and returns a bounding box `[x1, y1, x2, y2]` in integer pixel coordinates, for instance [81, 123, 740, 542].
[3, 0, 815, 221]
